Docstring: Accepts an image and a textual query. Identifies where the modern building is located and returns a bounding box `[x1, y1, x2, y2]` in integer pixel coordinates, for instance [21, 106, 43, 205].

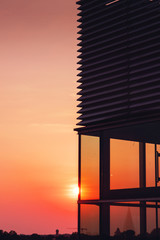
[75, 0, 160, 238]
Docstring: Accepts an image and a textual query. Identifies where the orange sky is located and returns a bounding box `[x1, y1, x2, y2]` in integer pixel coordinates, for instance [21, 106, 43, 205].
[0, 0, 78, 234]
[1, 0, 158, 236]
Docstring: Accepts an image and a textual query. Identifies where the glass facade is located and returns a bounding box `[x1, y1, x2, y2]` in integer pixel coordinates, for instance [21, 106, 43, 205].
[146, 143, 155, 187]
[146, 204, 156, 234]
[80, 202, 160, 237]
[81, 135, 99, 200]
[78, 135, 160, 237]
[80, 204, 99, 236]
[110, 204, 140, 236]
[110, 139, 139, 190]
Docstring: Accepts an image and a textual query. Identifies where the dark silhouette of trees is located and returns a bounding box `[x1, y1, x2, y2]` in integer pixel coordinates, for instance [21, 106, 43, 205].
[0, 229, 160, 240]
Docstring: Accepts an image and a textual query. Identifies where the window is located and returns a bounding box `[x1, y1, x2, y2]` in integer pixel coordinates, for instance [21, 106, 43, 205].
[110, 203, 140, 236]
[110, 139, 139, 189]
[80, 204, 99, 236]
[81, 135, 99, 200]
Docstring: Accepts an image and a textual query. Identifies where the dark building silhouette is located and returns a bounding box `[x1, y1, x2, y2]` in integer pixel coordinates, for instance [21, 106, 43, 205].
[75, 0, 160, 238]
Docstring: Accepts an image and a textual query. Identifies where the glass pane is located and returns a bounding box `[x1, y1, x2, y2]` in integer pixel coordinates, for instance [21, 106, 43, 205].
[110, 139, 139, 189]
[157, 145, 160, 152]
[146, 143, 155, 187]
[156, 145, 160, 187]
[80, 204, 99, 236]
[81, 135, 99, 200]
[158, 207, 160, 229]
[147, 207, 156, 234]
[110, 205, 140, 236]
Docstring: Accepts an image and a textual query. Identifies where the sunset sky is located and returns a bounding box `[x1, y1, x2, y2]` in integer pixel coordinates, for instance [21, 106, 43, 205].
[0, 0, 78, 234]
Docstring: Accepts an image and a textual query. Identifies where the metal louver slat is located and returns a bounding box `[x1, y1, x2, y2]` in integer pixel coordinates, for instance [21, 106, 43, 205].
[76, 0, 160, 126]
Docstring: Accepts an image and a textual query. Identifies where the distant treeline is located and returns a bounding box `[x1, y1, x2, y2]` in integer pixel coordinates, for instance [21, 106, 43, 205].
[1, 229, 160, 240]
[0, 230, 78, 240]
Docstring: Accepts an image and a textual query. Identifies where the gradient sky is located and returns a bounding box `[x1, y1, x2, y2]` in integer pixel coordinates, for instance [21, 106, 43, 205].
[0, 0, 78, 234]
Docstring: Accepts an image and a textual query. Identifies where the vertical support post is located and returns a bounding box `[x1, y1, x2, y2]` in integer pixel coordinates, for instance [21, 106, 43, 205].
[156, 202, 158, 233]
[78, 134, 81, 236]
[155, 144, 158, 233]
[139, 142, 146, 189]
[140, 201, 146, 235]
[155, 144, 157, 187]
[78, 204, 80, 238]
[100, 133, 110, 238]
[139, 142, 146, 235]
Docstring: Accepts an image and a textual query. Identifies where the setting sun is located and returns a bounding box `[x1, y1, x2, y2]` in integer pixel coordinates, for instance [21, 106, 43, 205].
[67, 184, 79, 199]
[73, 186, 79, 196]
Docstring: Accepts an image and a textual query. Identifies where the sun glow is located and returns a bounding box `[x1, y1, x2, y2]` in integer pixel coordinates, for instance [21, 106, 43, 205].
[73, 186, 79, 196]
[67, 184, 79, 199]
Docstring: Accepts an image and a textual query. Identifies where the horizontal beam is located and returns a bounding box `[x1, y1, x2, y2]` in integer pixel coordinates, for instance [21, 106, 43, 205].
[78, 200, 160, 209]
[78, 187, 160, 203]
